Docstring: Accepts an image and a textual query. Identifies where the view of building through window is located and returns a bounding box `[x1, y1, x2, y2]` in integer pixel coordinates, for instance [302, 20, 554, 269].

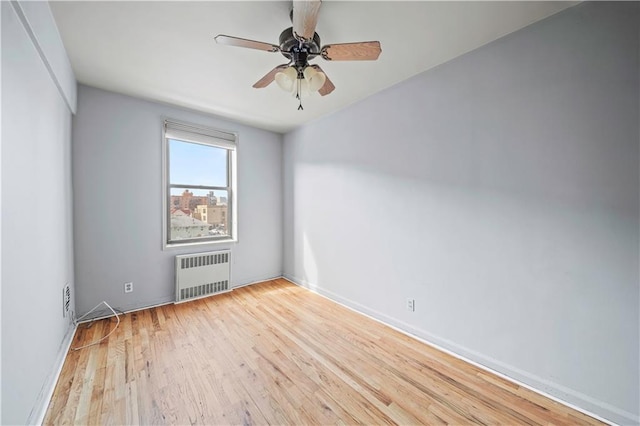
[169, 188, 229, 240]
[168, 138, 231, 242]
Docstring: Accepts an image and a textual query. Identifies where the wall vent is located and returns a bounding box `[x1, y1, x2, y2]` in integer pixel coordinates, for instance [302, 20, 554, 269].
[175, 250, 231, 303]
[62, 283, 71, 318]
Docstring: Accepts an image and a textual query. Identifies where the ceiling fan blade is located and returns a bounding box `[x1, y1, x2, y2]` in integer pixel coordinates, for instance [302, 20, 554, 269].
[321, 41, 381, 61]
[310, 65, 335, 96]
[253, 64, 290, 88]
[215, 35, 279, 53]
[292, 0, 322, 41]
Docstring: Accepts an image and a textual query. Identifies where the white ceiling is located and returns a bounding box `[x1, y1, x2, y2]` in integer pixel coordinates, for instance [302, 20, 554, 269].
[50, 1, 576, 133]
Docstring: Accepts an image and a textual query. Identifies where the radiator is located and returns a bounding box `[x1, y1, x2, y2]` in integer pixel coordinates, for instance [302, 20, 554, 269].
[175, 250, 231, 303]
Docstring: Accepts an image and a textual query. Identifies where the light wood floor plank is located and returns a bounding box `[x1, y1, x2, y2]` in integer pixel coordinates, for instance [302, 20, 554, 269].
[44, 278, 604, 425]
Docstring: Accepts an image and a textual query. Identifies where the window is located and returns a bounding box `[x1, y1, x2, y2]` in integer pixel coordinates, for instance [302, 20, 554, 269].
[163, 120, 237, 247]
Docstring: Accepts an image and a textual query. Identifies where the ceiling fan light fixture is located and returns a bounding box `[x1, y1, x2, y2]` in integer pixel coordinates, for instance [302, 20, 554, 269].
[215, 0, 382, 108]
[275, 66, 297, 92]
[304, 66, 326, 92]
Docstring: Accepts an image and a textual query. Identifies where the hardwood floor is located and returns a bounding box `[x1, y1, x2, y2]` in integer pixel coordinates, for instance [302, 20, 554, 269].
[44, 278, 602, 425]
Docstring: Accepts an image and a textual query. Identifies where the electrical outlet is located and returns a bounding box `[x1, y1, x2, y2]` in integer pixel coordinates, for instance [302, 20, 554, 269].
[124, 282, 133, 293]
[406, 298, 415, 312]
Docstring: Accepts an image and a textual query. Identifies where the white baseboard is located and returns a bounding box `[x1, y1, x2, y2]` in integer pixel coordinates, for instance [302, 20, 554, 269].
[75, 295, 175, 323]
[75, 273, 284, 322]
[27, 321, 77, 425]
[77, 298, 175, 324]
[232, 272, 283, 289]
[283, 274, 638, 426]
[77, 273, 284, 323]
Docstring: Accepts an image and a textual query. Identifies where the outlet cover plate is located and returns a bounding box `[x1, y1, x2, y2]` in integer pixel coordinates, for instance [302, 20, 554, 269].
[407, 298, 415, 312]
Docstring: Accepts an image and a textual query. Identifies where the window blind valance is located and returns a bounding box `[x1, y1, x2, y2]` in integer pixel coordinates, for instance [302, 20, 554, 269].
[164, 120, 236, 150]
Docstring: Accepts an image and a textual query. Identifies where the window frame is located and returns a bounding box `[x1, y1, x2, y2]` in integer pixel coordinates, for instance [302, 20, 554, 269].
[162, 119, 238, 249]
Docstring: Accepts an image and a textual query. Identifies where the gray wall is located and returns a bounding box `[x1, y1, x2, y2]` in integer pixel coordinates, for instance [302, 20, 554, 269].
[283, 2, 639, 424]
[1, 2, 76, 423]
[72, 85, 283, 317]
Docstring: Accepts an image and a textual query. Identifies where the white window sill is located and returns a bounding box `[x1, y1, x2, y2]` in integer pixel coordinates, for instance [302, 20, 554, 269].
[164, 238, 237, 250]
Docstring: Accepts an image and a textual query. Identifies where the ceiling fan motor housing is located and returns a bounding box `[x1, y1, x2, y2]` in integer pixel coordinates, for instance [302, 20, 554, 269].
[279, 27, 321, 75]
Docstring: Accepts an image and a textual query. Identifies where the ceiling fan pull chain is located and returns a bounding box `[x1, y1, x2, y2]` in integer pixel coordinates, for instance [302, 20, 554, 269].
[297, 78, 304, 110]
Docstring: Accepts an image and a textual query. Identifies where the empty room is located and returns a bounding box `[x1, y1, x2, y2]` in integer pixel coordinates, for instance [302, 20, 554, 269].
[1, 0, 638, 424]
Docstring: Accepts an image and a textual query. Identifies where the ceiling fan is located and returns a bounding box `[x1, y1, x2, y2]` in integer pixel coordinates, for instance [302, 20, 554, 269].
[214, 0, 381, 110]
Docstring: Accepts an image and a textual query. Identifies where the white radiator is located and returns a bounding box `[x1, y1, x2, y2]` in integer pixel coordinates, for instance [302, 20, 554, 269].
[175, 250, 231, 303]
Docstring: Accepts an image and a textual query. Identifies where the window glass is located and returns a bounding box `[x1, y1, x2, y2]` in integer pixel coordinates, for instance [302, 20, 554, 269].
[164, 121, 236, 246]
[169, 139, 227, 187]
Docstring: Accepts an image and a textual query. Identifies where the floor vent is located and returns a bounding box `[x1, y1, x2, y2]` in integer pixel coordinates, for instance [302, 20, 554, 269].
[175, 250, 231, 303]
